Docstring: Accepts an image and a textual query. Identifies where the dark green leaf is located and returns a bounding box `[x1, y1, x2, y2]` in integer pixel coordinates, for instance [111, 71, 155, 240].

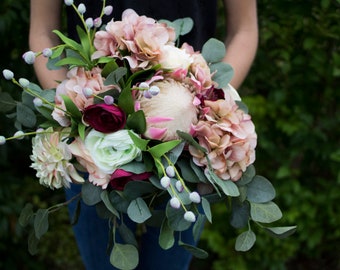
[247, 175, 276, 203]
[34, 209, 49, 239]
[230, 198, 250, 229]
[18, 203, 34, 227]
[110, 243, 139, 270]
[123, 181, 157, 200]
[264, 226, 297, 239]
[235, 230, 256, 252]
[178, 240, 209, 259]
[0, 92, 16, 112]
[166, 203, 191, 231]
[201, 197, 212, 223]
[16, 103, 36, 127]
[118, 222, 138, 247]
[159, 218, 175, 250]
[126, 110, 146, 134]
[127, 197, 152, 223]
[81, 181, 103, 206]
[118, 85, 134, 114]
[100, 190, 120, 218]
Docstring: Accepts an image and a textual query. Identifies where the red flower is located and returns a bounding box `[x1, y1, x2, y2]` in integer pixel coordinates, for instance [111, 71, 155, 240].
[109, 169, 152, 191]
[83, 103, 126, 133]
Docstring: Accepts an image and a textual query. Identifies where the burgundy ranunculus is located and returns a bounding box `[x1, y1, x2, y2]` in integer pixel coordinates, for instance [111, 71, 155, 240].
[83, 103, 126, 133]
[109, 169, 152, 191]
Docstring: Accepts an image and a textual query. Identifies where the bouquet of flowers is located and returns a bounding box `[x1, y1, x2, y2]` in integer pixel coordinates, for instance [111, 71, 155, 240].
[0, 1, 295, 269]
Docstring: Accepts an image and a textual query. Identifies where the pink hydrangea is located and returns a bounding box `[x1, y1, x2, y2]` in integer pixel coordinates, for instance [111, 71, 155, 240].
[52, 67, 112, 126]
[93, 9, 176, 70]
[189, 91, 257, 181]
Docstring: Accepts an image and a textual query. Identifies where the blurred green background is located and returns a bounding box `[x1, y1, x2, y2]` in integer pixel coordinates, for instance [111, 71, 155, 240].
[0, 0, 339, 269]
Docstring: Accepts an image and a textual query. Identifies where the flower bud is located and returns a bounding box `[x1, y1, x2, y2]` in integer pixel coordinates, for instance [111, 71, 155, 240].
[64, 0, 73, 6]
[33, 97, 43, 107]
[82, 87, 93, 97]
[85, 18, 94, 28]
[77, 3, 86, 14]
[14, 131, 25, 140]
[104, 95, 114, 105]
[175, 180, 183, 192]
[165, 166, 175, 178]
[170, 197, 181, 209]
[184, 211, 196, 223]
[143, 90, 152, 99]
[104, 5, 113, 16]
[0, 136, 6, 145]
[94, 17, 102, 28]
[160, 176, 171, 188]
[42, 48, 53, 58]
[139, 82, 149, 90]
[2, 69, 14, 80]
[149, 85, 160, 96]
[189, 191, 201, 203]
[19, 78, 30, 88]
[22, 51, 36, 64]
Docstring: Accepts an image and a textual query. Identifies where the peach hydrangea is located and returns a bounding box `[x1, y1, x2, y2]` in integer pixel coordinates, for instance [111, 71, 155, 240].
[52, 67, 112, 126]
[189, 92, 257, 181]
[93, 9, 176, 70]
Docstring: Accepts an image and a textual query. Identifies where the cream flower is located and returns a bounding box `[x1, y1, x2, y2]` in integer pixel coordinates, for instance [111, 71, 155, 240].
[136, 78, 199, 141]
[84, 129, 142, 174]
[159, 45, 193, 70]
[30, 128, 85, 189]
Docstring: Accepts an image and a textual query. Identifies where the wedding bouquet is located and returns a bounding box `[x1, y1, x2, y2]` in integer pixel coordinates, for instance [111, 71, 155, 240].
[0, 1, 295, 269]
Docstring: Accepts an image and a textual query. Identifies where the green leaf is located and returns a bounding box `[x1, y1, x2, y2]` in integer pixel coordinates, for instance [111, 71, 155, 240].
[177, 130, 207, 154]
[53, 30, 83, 52]
[16, 103, 36, 128]
[28, 231, 39, 255]
[193, 214, 206, 242]
[109, 191, 130, 213]
[50, 45, 65, 59]
[110, 243, 139, 270]
[202, 38, 226, 63]
[230, 198, 250, 229]
[100, 191, 120, 218]
[126, 110, 146, 134]
[210, 62, 234, 88]
[177, 159, 201, 183]
[207, 171, 240, 197]
[264, 226, 297, 239]
[18, 203, 34, 227]
[55, 57, 88, 68]
[34, 209, 49, 239]
[250, 201, 283, 223]
[159, 218, 175, 250]
[127, 197, 152, 223]
[201, 197, 212, 223]
[237, 165, 256, 186]
[77, 122, 86, 141]
[101, 59, 119, 77]
[118, 222, 138, 247]
[166, 203, 191, 231]
[76, 25, 91, 57]
[39, 89, 56, 102]
[178, 240, 209, 259]
[105, 67, 127, 86]
[247, 175, 276, 203]
[123, 181, 157, 200]
[128, 130, 149, 151]
[0, 92, 16, 112]
[235, 230, 256, 252]
[118, 85, 134, 114]
[148, 140, 182, 158]
[60, 94, 82, 119]
[81, 181, 103, 206]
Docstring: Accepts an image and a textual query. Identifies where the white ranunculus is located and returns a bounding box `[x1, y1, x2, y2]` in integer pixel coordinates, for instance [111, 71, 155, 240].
[159, 45, 193, 70]
[85, 129, 141, 174]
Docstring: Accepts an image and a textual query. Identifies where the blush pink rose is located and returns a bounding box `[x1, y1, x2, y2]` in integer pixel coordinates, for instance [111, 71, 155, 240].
[83, 103, 126, 133]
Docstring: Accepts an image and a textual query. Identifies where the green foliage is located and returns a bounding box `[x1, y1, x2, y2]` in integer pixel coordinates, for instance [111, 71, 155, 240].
[199, 0, 340, 269]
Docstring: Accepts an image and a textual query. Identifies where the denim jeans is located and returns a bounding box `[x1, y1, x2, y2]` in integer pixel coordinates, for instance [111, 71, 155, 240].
[65, 184, 201, 270]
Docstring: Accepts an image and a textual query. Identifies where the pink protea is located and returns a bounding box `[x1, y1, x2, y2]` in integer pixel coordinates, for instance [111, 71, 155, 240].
[135, 78, 198, 141]
[52, 67, 112, 126]
[189, 91, 257, 181]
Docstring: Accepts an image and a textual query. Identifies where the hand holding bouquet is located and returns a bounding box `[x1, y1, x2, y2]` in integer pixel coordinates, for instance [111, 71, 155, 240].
[1, 1, 295, 269]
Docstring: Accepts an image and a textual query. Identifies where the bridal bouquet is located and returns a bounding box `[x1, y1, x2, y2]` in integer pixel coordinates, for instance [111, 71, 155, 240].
[0, 1, 295, 269]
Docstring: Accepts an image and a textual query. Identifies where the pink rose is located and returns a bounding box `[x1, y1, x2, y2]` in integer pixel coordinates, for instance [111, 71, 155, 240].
[83, 103, 126, 133]
[109, 169, 152, 191]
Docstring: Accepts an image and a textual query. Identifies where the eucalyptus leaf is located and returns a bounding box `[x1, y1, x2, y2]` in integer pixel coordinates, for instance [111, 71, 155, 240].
[34, 209, 49, 239]
[193, 214, 206, 242]
[210, 62, 234, 88]
[230, 198, 250, 229]
[0, 92, 16, 112]
[101, 59, 119, 78]
[250, 201, 283, 223]
[237, 165, 256, 186]
[178, 240, 209, 259]
[18, 203, 34, 227]
[110, 243, 139, 270]
[201, 197, 212, 223]
[167, 142, 185, 164]
[235, 230, 256, 252]
[81, 181, 103, 206]
[109, 191, 130, 213]
[105, 67, 127, 86]
[173, 17, 194, 37]
[264, 226, 297, 239]
[207, 171, 239, 197]
[166, 203, 191, 231]
[100, 191, 120, 218]
[120, 161, 148, 174]
[247, 175, 276, 203]
[21, 91, 35, 110]
[177, 130, 207, 154]
[202, 38, 226, 63]
[159, 218, 175, 250]
[16, 103, 36, 128]
[39, 89, 56, 103]
[118, 222, 138, 247]
[177, 159, 201, 183]
[28, 231, 39, 255]
[123, 181, 157, 200]
[127, 197, 152, 223]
